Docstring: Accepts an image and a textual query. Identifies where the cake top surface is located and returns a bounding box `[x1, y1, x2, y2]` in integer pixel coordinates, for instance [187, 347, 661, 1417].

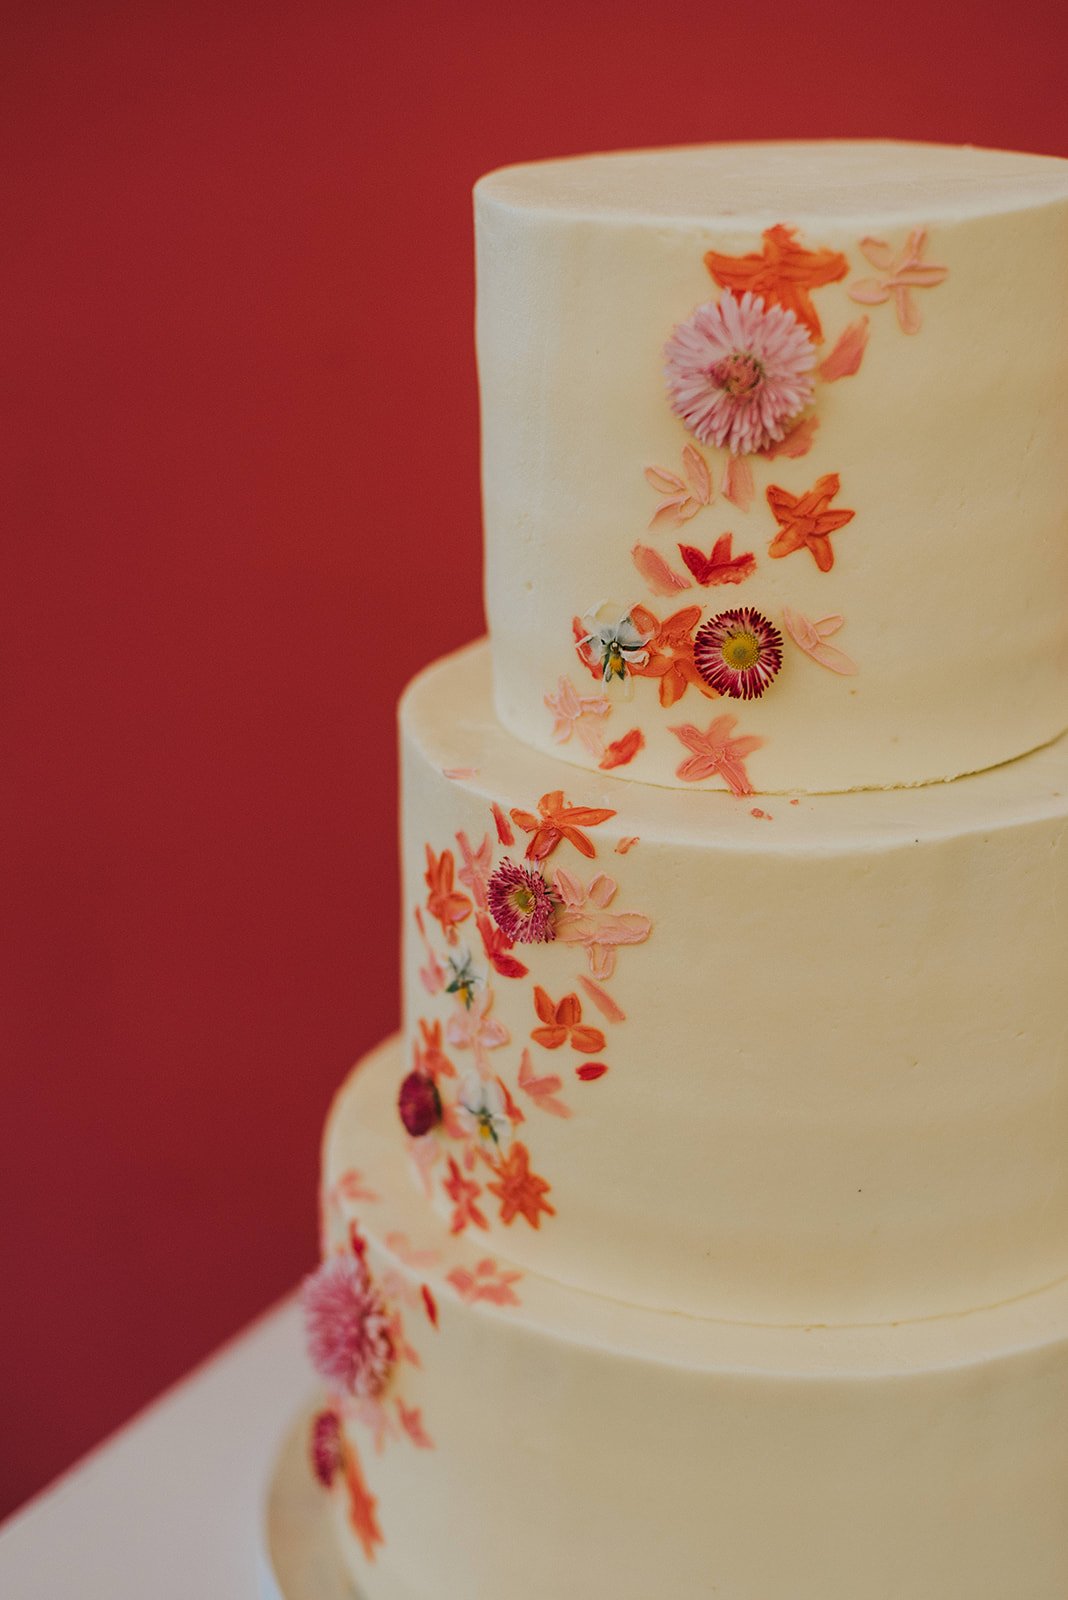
[476, 140, 1068, 227]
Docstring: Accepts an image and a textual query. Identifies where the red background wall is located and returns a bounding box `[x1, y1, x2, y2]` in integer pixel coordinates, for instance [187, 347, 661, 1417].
[2, 0, 1065, 1519]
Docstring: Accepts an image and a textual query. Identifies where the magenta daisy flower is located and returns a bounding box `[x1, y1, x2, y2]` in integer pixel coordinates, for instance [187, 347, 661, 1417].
[486, 858, 558, 944]
[310, 1407, 344, 1487]
[694, 608, 784, 700]
[664, 291, 816, 456]
[302, 1253, 395, 1399]
[397, 1070, 442, 1137]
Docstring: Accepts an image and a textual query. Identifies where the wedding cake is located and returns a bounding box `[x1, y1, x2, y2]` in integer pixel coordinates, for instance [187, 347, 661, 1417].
[299, 141, 1068, 1598]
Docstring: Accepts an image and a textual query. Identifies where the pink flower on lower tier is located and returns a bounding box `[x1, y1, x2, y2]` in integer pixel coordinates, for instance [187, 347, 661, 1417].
[664, 290, 816, 457]
[693, 608, 784, 700]
[486, 858, 558, 945]
[310, 1407, 344, 1487]
[302, 1253, 395, 1400]
[552, 867, 652, 981]
[669, 717, 765, 795]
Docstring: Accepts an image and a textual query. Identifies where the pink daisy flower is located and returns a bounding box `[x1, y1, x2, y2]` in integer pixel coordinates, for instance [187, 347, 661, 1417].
[486, 858, 558, 945]
[310, 1407, 344, 1487]
[302, 1253, 395, 1399]
[694, 608, 784, 700]
[664, 291, 816, 457]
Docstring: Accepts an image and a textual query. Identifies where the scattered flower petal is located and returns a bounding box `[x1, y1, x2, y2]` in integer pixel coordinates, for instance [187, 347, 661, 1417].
[444, 1156, 489, 1234]
[759, 413, 819, 459]
[615, 836, 639, 854]
[632, 541, 693, 595]
[578, 975, 626, 1023]
[491, 802, 514, 845]
[599, 728, 644, 770]
[476, 912, 529, 979]
[575, 1062, 609, 1082]
[395, 1399, 434, 1450]
[544, 675, 611, 755]
[311, 1408, 344, 1488]
[818, 317, 870, 381]
[509, 790, 616, 862]
[678, 532, 756, 587]
[424, 846, 472, 945]
[518, 1047, 572, 1119]
[722, 452, 754, 510]
[455, 831, 493, 910]
[446, 1259, 523, 1307]
[531, 986, 607, 1054]
[848, 228, 948, 334]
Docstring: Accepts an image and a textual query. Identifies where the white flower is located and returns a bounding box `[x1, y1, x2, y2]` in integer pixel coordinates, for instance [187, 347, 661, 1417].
[454, 1072, 512, 1152]
[577, 602, 652, 683]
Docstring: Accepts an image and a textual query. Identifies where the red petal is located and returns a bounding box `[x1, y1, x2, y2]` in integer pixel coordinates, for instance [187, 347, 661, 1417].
[575, 1063, 609, 1082]
[599, 728, 644, 770]
[421, 1284, 439, 1327]
[491, 802, 514, 845]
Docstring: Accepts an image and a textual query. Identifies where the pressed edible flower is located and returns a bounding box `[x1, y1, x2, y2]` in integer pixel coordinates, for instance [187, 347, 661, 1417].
[423, 846, 472, 944]
[397, 1071, 442, 1138]
[575, 603, 651, 682]
[310, 1408, 344, 1487]
[454, 1071, 513, 1152]
[664, 291, 816, 456]
[530, 986, 606, 1054]
[486, 857, 558, 944]
[693, 608, 784, 700]
[302, 1253, 395, 1400]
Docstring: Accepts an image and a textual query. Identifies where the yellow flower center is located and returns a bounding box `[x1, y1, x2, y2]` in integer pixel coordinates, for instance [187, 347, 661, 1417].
[722, 629, 762, 671]
[510, 886, 535, 916]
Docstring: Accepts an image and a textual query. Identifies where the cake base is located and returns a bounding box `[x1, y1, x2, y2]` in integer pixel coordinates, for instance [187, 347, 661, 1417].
[314, 1036, 1068, 1600]
[260, 1405, 361, 1600]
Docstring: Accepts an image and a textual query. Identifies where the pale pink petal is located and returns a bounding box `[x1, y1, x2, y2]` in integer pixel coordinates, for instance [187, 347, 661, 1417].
[614, 837, 639, 854]
[551, 866, 587, 908]
[443, 767, 479, 781]
[407, 1135, 440, 1196]
[809, 640, 859, 675]
[848, 278, 892, 307]
[578, 975, 627, 1023]
[587, 873, 618, 909]
[894, 263, 949, 287]
[395, 1400, 434, 1449]
[587, 945, 617, 981]
[818, 317, 870, 381]
[645, 464, 686, 493]
[632, 542, 692, 596]
[384, 1232, 441, 1270]
[813, 614, 845, 638]
[681, 443, 713, 503]
[674, 498, 701, 523]
[858, 236, 897, 270]
[722, 453, 754, 511]
[649, 495, 690, 528]
[894, 284, 921, 334]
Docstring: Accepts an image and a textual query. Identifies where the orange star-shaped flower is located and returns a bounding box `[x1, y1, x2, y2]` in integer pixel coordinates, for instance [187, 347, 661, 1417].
[530, 986, 606, 1054]
[487, 1141, 555, 1229]
[509, 790, 616, 862]
[766, 474, 855, 573]
[704, 224, 849, 342]
[424, 845, 472, 943]
[628, 604, 720, 709]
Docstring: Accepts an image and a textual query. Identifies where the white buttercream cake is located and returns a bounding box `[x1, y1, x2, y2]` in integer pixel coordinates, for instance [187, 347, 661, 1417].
[299, 141, 1068, 1599]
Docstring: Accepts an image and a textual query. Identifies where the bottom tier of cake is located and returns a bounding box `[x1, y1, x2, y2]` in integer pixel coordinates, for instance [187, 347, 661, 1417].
[312, 1037, 1068, 1600]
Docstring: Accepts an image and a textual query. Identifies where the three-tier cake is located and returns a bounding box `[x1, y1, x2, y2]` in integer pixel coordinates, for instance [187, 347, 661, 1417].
[300, 141, 1068, 1598]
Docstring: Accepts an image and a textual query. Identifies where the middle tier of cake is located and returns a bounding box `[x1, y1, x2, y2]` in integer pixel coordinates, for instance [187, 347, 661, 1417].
[399, 639, 1068, 1328]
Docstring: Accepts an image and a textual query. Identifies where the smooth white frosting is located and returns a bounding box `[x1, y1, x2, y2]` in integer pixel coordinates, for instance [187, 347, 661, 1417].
[475, 141, 1068, 793]
[400, 640, 1068, 1326]
[323, 1038, 1068, 1600]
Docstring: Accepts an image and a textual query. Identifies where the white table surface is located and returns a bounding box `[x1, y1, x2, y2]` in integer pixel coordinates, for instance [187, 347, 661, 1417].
[0, 1292, 310, 1599]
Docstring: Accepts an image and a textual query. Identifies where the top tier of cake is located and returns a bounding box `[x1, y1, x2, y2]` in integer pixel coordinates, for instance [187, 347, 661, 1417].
[475, 141, 1068, 794]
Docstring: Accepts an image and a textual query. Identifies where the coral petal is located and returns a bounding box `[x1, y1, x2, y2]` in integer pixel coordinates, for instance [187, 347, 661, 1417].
[632, 542, 692, 595]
